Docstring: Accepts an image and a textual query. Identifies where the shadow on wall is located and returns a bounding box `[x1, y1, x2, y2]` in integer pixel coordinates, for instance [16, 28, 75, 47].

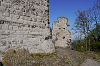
[0, 62, 3, 66]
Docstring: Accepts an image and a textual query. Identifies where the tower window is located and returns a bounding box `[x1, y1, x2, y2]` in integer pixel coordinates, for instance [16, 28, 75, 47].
[63, 37, 65, 39]
[48, 22, 50, 24]
[0, 20, 4, 24]
[28, 25, 30, 27]
[45, 10, 49, 12]
[59, 28, 61, 29]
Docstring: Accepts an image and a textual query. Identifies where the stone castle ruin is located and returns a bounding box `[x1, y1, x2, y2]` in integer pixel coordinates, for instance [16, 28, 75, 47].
[0, 0, 71, 54]
[52, 17, 71, 47]
[0, 0, 55, 53]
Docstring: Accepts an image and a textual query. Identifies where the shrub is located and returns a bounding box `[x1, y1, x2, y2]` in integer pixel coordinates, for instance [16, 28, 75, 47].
[72, 42, 87, 52]
[90, 41, 100, 52]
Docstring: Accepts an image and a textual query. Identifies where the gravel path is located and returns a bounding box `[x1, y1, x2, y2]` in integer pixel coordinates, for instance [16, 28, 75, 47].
[56, 48, 100, 66]
[56, 48, 87, 66]
[81, 59, 100, 66]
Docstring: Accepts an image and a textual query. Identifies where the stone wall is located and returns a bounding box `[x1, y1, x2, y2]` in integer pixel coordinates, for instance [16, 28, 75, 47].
[0, 0, 55, 53]
[52, 17, 71, 48]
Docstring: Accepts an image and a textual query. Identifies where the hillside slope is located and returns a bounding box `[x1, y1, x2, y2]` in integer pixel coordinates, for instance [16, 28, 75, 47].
[1, 47, 100, 66]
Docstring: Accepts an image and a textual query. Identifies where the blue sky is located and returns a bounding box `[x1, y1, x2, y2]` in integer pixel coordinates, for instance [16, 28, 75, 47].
[49, 0, 94, 40]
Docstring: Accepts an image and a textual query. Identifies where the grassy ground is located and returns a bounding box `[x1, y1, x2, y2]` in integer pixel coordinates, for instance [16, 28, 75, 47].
[2, 47, 100, 66]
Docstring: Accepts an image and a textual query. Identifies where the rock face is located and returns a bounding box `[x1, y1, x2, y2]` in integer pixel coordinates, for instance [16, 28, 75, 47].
[0, 0, 55, 53]
[52, 17, 71, 47]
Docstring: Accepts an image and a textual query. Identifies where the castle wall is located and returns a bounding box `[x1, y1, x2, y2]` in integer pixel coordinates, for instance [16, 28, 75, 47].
[52, 17, 71, 48]
[0, 0, 55, 53]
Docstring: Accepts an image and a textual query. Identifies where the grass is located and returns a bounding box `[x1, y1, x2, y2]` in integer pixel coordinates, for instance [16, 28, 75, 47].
[2, 48, 58, 66]
[2, 49, 35, 66]
[2, 48, 100, 66]
[30, 52, 57, 59]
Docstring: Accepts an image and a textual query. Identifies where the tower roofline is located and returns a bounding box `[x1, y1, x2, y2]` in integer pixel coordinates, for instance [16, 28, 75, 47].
[57, 17, 68, 20]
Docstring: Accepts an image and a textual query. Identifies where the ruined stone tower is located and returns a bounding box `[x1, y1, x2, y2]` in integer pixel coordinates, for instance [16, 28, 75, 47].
[0, 0, 55, 53]
[52, 17, 71, 48]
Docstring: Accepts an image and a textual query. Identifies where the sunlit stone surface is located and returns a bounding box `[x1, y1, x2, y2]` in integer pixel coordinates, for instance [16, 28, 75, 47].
[0, 0, 55, 53]
[52, 17, 71, 48]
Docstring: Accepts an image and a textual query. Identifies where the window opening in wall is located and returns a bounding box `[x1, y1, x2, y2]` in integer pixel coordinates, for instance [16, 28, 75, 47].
[63, 28, 65, 29]
[48, 22, 50, 24]
[59, 28, 61, 29]
[28, 25, 30, 27]
[0, 20, 4, 24]
[23, 6, 25, 8]
[69, 39, 71, 42]
[63, 36, 65, 39]
[47, 4, 49, 7]
[45, 10, 49, 12]
[23, 9, 25, 12]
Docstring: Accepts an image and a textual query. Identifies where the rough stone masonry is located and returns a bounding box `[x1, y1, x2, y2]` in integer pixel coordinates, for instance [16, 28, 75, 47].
[52, 17, 71, 47]
[0, 0, 55, 53]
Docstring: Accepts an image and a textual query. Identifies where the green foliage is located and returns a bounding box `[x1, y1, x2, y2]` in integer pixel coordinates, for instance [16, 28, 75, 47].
[72, 42, 87, 52]
[13, 50, 16, 54]
[90, 41, 100, 52]
[72, 41, 100, 52]
[87, 23, 100, 41]
[30, 52, 57, 59]
[72, 23, 100, 52]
